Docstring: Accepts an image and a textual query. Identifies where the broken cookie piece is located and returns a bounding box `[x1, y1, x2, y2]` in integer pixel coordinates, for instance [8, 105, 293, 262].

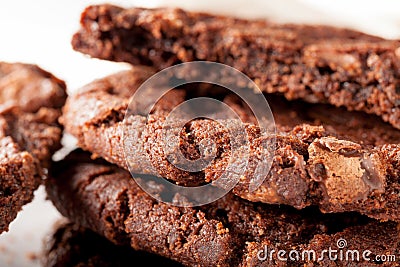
[0, 62, 66, 233]
[61, 67, 400, 221]
[46, 150, 399, 267]
[72, 4, 400, 129]
[42, 221, 182, 267]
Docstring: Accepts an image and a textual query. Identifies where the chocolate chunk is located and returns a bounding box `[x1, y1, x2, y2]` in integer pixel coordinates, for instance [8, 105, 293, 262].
[308, 137, 379, 205]
[62, 67, 400, 221]
[47, 150, 399, 266]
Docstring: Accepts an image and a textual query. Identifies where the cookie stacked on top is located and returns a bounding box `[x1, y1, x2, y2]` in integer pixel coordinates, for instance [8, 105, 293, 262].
[45, 5, 400, 267]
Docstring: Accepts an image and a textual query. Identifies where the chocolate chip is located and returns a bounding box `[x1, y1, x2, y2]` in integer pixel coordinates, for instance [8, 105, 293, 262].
[360, 155, 385, 192]
[338, 147, 362, 157]
[395, 85, 400, 95]
[310, 163, 327, 181]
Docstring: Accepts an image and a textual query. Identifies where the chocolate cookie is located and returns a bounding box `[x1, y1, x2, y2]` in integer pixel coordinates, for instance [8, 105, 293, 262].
[46, 150, 399, 267]
[42, 221, 182, 267]
[47, 150, 240, 267]
[62, 67, 400, 221]
[72, 4, 400, 129]
[0, 62, 66, 233]
[242, 220, 400, 266]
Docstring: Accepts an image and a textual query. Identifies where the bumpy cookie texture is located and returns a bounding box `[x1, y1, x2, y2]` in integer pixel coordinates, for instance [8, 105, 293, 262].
[72, 4, 400, 129]
[242, 221, 400, 267]
[42, 221, 182, 267]
[0, 62, 66, 112]
[47, 151, 399, 267]
[303, 221, 400, 267]
[47, 151, 240, 267]
[62, 68, 400, 221]
[0, 62, 66, 233]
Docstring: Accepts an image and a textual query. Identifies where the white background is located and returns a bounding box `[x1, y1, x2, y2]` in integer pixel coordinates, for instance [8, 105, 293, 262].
[0, 1, 399, 266]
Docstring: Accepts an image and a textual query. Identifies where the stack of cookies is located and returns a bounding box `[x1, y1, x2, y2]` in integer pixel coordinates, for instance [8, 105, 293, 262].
[43, 4, 400, 267]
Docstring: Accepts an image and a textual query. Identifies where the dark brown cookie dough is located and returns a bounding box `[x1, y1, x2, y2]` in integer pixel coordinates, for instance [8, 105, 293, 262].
[303, 221, 400, 266]
[242, 220, 400, 266]
[62, 67, 400, 221]
[47, 151, 241, 267]
[0, 62, 66, 112]
[72, 4, 400, 129]
[46, 150, 399, 267]
[0, 62, 66, 233]
[42, 220, 182, 267]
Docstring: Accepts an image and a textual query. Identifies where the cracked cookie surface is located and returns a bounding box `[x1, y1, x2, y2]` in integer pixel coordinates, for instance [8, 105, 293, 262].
[0, 62, 66, 233]
[62, 67, 400, 221]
